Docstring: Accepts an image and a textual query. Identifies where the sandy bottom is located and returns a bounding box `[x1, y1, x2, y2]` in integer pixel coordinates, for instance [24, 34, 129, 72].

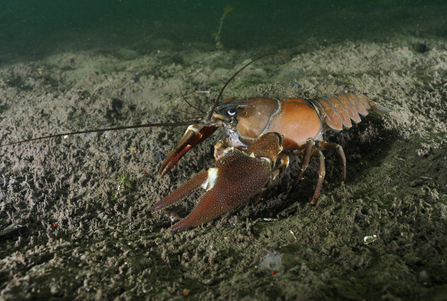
[0, 37, 447, 300]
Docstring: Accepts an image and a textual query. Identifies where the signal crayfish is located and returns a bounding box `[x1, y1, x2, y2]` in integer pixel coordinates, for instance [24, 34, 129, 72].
[1, 54, 400, 233]
[152, 55, 400, 232]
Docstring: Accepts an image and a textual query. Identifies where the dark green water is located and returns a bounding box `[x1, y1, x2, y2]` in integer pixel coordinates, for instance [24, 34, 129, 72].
[0, 0, 446, 62]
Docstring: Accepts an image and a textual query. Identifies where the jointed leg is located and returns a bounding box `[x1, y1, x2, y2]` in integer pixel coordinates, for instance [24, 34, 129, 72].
[287, 138, 315, 199]
[316, 141, 346, 184]
[310, 149, 326, 205]
[272, 153, 290, 180]
[291, 138, 315, 189]
[256, 153, 290, 205]
[288, 147, 326, 205]
[287, 139, 345, 205]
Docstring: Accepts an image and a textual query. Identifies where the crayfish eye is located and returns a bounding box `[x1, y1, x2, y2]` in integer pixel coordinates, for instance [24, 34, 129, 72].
[227, 107, 237, 116]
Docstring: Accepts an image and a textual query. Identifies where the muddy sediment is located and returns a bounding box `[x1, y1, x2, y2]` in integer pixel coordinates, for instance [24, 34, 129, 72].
[0, 38, 446, 300]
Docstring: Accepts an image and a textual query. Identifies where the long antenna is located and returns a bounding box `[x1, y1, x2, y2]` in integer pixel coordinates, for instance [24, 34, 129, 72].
[205, 53, 289, 121]
[0, 121, 199, 147]
[178, 84, 205, 114]
[1, 53, 289, 148]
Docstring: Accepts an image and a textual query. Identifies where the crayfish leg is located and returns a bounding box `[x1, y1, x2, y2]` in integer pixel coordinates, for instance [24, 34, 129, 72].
[255, 153, 289, 206]
[316, 141, 347, 184]
[272, 153, 290, 180]
[289, 139, 348, 205]
[310, 149, 326, 205]
[291, 138, 316, 189]
[288, 139, 326, 205]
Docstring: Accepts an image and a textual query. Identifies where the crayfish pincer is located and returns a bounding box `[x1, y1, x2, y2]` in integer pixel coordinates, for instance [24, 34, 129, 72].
[152, 132, 285, 232]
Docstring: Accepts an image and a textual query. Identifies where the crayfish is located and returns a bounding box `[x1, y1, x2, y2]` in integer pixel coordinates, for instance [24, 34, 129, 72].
[1, 54, 400, 232]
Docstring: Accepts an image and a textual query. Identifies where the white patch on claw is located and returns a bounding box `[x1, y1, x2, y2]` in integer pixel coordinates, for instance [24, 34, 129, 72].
[185, 125, 200, 135]
[201, 168, 219, 191]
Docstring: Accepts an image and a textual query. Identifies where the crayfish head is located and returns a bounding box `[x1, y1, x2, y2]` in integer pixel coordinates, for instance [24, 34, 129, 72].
[212, 98, 280, 144]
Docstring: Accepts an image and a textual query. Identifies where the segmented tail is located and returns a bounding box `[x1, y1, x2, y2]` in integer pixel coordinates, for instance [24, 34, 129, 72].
[309, 94, 400, 132]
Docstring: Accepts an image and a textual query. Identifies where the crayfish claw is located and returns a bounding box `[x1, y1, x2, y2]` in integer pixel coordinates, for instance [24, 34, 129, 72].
[153, 133, 283, 232]
[170, 149, 272, 232]
[158, 125, 218, 178]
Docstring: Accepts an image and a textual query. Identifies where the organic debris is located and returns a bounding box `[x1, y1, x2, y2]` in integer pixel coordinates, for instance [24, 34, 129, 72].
[212, 5, 233, 50]
[260, 247, 283, 275]
[111, 176, 133, 201]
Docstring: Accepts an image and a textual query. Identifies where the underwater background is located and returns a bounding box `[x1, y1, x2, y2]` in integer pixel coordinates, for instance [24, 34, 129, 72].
[1, 0, 446, 62]
[1, 1, 447, 300]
